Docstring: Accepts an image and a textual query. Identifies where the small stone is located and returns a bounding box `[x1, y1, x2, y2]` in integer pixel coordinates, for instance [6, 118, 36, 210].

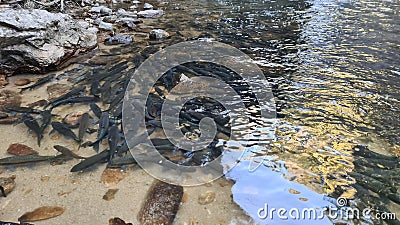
[149, 29, 169, 40]
[137, 9, 163, 18]
[0, 75, 8, 87]
[109, 217, 132, 225]
[27, 99, 48, 108]
[288, 188, 301, 195]
[14, 78, 31, 86]
[63, 111, 84, 126]
[40, 176, 50, 182]
[103, 189, 119, 201]
[99, 21, 114, 31]
[101, 168, 127, 186]
[116, 9, 137, 18]
[104, 35, 133, 45]
[0, 175, 16, 196]
[0, 90, 21, 110]
[116, 17, 142, 29]
[18, 206, 65, 222]
[103, 15, 118, 23]
[89, 6, 112, 15]
[7, 143, 38, 156]
[198, 191, 216, 205]
[143, 3, 153, 10]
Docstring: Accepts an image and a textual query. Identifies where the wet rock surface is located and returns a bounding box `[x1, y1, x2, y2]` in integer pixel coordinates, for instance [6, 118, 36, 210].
[0, 9, 97, 75]
[138, 181, 183, 225]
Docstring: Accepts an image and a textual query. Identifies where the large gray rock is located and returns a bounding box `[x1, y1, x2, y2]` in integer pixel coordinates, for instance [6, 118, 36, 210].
[0, 9, 97, 75]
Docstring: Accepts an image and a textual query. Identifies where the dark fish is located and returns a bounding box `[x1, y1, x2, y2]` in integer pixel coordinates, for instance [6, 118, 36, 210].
[108, 152, 136, 168]
[90, 112, 109, 152]
[40, 110, 52, 133]
[50, 96, 98, 109]
[0, 154, 58, 165]
[45, 85, 86, 108]
[89, 103, 102, 119]
[5, 106, 43, 114]
[20, 74, 55, 93]
[108, 125, 119, 160]
[90, 81, 101, 96]
[107, 91, 124, 112]
[22, 114, 42, 146]
[70, 149, 110, 172]
[51, 122, 80, 142]
[78, 113, 90, 141]
[53, 145, 85, 159]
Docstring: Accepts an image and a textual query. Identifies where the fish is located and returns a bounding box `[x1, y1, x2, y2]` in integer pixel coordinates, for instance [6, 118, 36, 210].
[51, 122, 80, 142]
[53, 145, 86, 160]
[89, 103, 102, 119]
[78, 113, 90, 142]
[40, 110, 52, 133]
[45, 85, 86, 108]
[20, 74, 55, 93]
[50, 96, 98, 109]
[5, 106, 43, 114]
[22, 114, 43, 146]
[0, 221, 34, 225]
[108, 125, 119, 161]
[108, 152, 137, 168]
[107, 91, 124, 112]
[70, 149, 110, 172]
[90, 112, 109, 152]
[0, 154, 60, 165]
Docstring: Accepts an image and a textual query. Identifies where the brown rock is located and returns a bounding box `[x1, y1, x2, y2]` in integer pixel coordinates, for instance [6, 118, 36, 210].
[109, 217, 132, 225]
[14, 78, 31, 86]
[7, 143, 38, 156]
[27, 99, 48, 108]
[138, 181, 183, 225]
[103, 189, 119, 201]
[18, 206, 65, 222]
[0, 175, 16, 196]
[101, 168, 127, 186]
[0, 90, 21, 110]
[63, 111, 84, 126]
[0, 75, 8, 87]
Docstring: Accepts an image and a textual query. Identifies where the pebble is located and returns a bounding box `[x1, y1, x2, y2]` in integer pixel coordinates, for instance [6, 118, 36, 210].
[63, 111, 84, 126]
[105, 35, 133, 45]
[137, 9, 163, 18]
[0, 90, 21, 110]
[14, 78, 31, 86]
[143, 3, 153, 10]
[0, 75, 8, 87]
[116, 17, 142, 29]
[0, 175, 16, 196]
[101, 168, 127, 186]
[109, 217, 132, 225]
[198, 191, 216, 205]
[99, 21, 114, 31]
[89, 6, 112, 15]
[103, 189, 119, 201]
[149, 29, 169, 40]
[18, 206, 65, 222]
[0, 116, 19, 124]
[7, 143, 38, 156]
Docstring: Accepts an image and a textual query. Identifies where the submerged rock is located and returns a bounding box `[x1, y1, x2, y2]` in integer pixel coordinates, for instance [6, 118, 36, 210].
[0, 175, 16, 196]
[137, 9, 163, 18]
[143, 3, 153, 10]
[0, 90, 21, 110]
[138, 181, 183, 225]
[14, 78, 31, 86]
[7, 143, 38, 156]
[105, 35, 133, 45]
[0, 9, 97, 75]
[99, 21, 114, 31]
[89, 6, 112, 15]
[109, 217, 132, 225]
[149, 29, 169, 40]
[18, 206, 65, 222]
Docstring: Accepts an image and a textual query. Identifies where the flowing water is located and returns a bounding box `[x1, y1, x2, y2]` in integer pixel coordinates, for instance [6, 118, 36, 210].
[1, 0, 399, 224]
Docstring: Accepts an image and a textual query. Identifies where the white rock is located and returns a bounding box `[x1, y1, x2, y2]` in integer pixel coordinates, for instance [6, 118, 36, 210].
[143, 3, 153, 10]
[98, 21, 113, 31]
[137, 9, 163, 18]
